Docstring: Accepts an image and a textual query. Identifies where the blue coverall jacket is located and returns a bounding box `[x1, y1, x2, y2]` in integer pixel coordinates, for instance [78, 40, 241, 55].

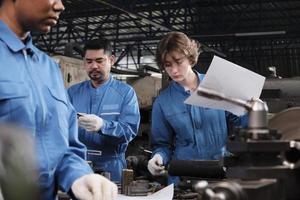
[151, 72, 247, 183]
[67, 77, 140, 182]
[0, 21, 93, 199]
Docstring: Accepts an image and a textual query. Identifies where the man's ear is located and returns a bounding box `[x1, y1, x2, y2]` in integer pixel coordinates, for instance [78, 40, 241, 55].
[110, 55, 116, 65]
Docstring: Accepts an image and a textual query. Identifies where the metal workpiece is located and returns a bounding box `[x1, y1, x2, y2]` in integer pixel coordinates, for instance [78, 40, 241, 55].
[120, 169, 150, 196]
[247, 98, 269, 129]
[126, 180, 149, 196]
[121, 169, 134, 195]
[282, 140, 300, 169]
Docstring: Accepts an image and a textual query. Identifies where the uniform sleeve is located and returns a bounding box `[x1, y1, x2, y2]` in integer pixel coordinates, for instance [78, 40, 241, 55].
[66, 86, 74, 104]
[56, 89, 93, 193]
[100, 87, 140, 143]
[225, 111, 248, 129]
[150, 98, 174, 165]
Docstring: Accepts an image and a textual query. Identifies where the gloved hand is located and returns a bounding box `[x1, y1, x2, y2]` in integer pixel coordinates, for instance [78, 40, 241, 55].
[147, 154, 165, 176]
[78, 114, 103, 132]
[71, 174, 118, 200]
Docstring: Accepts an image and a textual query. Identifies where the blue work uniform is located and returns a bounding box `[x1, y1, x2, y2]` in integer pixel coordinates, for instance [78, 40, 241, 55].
[0, 20, 93, 199]
[67, 76, 140, 182]
[151, 72, 247, 183]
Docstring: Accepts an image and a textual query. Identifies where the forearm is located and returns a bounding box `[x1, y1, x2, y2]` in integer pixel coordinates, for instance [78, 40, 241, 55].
[152, 147, 171, 164]
[56, 150, 93, 192]
[100, 120, 139, 143]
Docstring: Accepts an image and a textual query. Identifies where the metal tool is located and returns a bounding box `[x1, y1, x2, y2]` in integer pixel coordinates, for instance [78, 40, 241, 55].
[121, 169, 134, 195]
[197, 86, 269, 130]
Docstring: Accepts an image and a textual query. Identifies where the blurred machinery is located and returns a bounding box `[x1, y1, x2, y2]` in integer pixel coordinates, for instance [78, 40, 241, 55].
[53, 56, 89, 88]
[268, 107, 300, 140]
[126, 76, 161, 157]
[127, 76, 161, 110]
[164, 87, 300, 200]
[261, 77, 300, 113]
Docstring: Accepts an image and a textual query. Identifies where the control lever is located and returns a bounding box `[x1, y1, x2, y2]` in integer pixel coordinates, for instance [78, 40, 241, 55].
[197, 86, 268, 129]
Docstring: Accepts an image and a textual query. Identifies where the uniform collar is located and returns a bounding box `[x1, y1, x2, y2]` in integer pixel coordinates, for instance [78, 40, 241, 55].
[0, 20, 38, 56]
[88, 74, 113, 90]
[172, 70, 205, 93]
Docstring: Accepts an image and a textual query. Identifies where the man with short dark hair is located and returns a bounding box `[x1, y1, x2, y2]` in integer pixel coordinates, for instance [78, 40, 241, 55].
[0, 0, 117, 199]
[68, 39, 140, 182]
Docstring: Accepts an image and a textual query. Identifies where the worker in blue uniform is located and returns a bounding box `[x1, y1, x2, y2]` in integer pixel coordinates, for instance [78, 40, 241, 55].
[147, 32, 247, 183]
[0, 0, 117, 199]
[68, 39, 140, 182]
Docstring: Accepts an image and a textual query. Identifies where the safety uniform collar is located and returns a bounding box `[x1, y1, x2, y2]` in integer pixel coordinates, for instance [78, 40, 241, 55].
[172, 70, 205, 93]
[88, 74, 113, 90]
[0, 20, 38, 56]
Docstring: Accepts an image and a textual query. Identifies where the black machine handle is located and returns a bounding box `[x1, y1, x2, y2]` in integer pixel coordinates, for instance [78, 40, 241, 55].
[168, 160, 226, 179]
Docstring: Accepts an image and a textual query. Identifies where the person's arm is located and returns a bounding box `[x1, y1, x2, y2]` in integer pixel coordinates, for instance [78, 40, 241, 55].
[150, 98, 174, 165]
[66, 87, 73, 104]
[99, 88, 140, 143]
[226, 111, 249, 131]
[56, 99, 118, 199]
[56, 101, 94, 192]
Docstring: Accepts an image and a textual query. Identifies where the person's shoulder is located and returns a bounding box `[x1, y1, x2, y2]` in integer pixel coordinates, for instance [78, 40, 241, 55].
[0, 41, 8, 57]
[157, 83, 173, 97]
[0, 40, 5, 50]
[68, 81, 88, 92]
[32, 46, 59, 66]
[153, 85, 172, 104]
[0, 40, 15, 56]
[111, 78, 135, 92]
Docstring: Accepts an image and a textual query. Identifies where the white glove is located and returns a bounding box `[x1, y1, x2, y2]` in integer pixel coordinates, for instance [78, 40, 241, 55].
[147, 154, 165, 176]
[71, 174, 118, 200]
[78, 114, 103, 132]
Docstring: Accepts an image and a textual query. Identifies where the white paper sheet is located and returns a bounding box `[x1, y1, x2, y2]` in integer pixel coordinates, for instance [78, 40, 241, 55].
[117, 184, 174, 200]
[185, 56, 265, 116]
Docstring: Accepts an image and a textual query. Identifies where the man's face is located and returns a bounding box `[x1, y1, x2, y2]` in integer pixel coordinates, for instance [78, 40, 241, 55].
[14, 0, 64, 33]
[84, 49, 115, 86]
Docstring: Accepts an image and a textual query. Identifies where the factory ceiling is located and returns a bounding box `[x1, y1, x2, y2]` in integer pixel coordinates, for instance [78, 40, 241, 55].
[33, 0, 300, 77]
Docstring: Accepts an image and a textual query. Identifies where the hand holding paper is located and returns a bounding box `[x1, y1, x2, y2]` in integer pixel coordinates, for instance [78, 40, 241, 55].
[185, 56, 265, 116]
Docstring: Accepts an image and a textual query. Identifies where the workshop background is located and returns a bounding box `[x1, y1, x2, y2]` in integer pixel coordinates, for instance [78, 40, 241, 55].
[29, 1, 300, 199]
[34, 0, 300, 144]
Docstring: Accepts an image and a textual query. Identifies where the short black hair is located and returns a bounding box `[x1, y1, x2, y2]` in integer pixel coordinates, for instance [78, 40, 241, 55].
[83, 39, 113, 56]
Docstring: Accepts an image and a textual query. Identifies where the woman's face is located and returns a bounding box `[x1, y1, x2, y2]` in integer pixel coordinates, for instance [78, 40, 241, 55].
[163, 50, 193, 83]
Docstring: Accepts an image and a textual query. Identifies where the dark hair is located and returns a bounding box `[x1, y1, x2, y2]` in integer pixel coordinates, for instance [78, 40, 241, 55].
[83, 39, 113, 56]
